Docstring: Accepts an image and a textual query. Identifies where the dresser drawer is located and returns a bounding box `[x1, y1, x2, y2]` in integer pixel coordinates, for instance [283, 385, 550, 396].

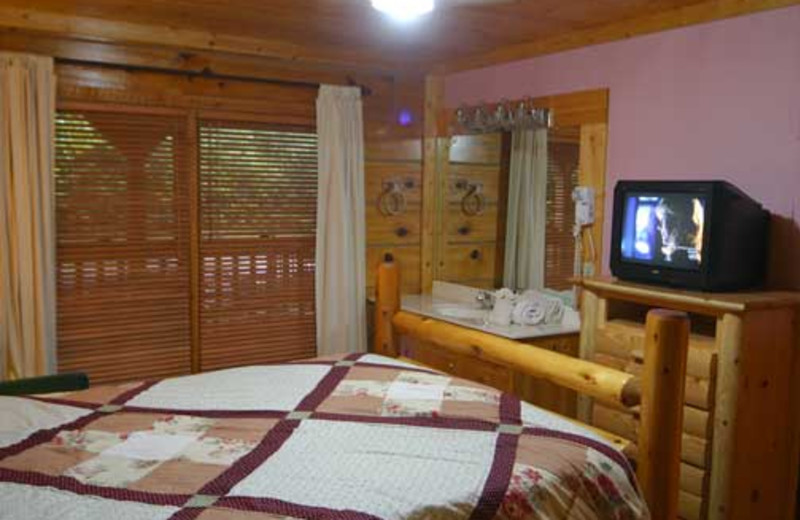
[456, 355, 513, 392]
[411, 341, 459, 373]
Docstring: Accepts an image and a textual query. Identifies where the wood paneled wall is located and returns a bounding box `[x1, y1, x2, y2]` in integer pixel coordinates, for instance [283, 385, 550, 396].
[364, 78, 425, 297]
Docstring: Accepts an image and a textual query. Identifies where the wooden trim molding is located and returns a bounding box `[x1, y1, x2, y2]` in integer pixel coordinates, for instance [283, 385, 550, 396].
[0, 29, 391, 89]
[578, 122, 608, 278]
[448, 89, 609, 131]
[421, 74, 445, 293]
[187, 110, 202, 374]
[436, 0, 800, 73]
[0, 6, 403, 73]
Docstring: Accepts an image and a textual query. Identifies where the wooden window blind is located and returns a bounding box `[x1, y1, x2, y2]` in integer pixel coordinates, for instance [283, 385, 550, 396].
[55, 109, 192, 384]
[545, 140, 580, 291]
[198, 120, 317, 371]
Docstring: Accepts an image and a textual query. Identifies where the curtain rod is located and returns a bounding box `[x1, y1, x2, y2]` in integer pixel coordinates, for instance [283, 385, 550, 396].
[55, 58, 374, 97]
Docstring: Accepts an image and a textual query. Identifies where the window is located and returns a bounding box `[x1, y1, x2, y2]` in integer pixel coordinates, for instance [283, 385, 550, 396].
[55, 110, 191, 383]
[55, 110, 318, 383]
[545, 137, 580, 291]
[198, 120, 317, 371]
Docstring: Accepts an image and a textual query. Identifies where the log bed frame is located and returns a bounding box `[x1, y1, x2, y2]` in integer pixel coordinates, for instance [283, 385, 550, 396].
[374, 258, 690, 520]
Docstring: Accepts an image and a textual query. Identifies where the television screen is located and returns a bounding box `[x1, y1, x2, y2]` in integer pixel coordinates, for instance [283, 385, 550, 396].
[619, 192, 706, 270]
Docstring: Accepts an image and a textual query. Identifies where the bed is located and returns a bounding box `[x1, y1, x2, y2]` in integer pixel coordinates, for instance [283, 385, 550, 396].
[0, 353, 646, 520]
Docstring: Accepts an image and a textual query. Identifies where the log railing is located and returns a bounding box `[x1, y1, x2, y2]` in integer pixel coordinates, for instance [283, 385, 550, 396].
[374, 259, 689, 519]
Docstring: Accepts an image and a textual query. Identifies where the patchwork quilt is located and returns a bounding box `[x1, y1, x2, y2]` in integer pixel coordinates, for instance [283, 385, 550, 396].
[0, 353, 648, 519]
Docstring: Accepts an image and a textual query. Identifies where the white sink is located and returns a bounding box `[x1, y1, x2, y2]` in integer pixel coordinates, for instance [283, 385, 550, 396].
[432, 305, 488, 322]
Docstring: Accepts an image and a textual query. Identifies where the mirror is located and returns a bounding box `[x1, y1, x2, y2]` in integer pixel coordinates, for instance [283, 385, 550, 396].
[433, 125, 582, 295]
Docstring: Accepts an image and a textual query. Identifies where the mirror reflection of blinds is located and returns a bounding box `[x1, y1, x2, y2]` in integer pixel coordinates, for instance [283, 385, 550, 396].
[545, 141, 580, 291]
[198, 120, 317, 372]
[55, 110, 192, 384]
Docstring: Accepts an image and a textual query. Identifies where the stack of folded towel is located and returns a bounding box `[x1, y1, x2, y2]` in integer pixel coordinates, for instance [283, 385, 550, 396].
[485, 287, 568, 327]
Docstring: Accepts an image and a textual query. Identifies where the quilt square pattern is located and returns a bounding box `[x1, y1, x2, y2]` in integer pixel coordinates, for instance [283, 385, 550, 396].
[0, 411, 279, 495]
[53, 382, 148, 406]
[316, 366, 502, 422]
[0, 353, 647, 520]
[228, 419, 498, 519]
[0, 482, 180, 520]
[126, 365, 332, 411]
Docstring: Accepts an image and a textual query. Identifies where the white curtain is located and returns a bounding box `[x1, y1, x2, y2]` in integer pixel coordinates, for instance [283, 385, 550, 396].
[0, 53, 57, 381]
[503, 127, 548, 292]
[315, 85, 367, 356]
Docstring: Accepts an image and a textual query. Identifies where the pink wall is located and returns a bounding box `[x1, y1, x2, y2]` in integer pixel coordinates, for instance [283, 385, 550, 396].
[445, 6, 800, 288]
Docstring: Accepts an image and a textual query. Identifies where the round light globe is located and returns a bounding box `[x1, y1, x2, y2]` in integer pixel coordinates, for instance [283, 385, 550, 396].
[371, 0, 435, 21]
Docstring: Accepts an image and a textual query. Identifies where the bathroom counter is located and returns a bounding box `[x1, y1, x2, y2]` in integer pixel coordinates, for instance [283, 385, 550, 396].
[401, 293, 580, 340]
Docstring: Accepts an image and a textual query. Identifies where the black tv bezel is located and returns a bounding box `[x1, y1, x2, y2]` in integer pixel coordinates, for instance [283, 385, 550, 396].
[611, 181, 715, 289]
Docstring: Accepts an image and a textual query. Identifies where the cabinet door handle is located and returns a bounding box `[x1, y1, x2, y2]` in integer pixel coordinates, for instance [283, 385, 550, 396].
[396, 227, 409, 237]
[458, 226, 470, 236]
[470, 249, 480, 260]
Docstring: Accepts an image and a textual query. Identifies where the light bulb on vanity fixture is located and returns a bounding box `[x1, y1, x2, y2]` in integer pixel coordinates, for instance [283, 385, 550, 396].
[371, 0, 435, 21]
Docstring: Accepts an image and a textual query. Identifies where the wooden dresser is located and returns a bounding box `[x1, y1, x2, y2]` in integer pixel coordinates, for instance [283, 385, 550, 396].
[579, 277, 800, 520]
[400, 332, 580, 417]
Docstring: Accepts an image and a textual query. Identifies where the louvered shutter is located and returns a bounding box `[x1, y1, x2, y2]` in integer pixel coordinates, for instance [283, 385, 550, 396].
[55, 109, 191, 383]
[198, 120, 317, 371]
[545, 140, 580, 290]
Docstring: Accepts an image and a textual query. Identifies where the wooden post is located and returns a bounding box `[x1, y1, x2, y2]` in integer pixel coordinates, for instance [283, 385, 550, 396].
[374, 256, 400, 357]
[187, 109, 202, 374]
[421, 74, 443, 293]
[577, 289, 600, 422]
[638, 309, 690, 520]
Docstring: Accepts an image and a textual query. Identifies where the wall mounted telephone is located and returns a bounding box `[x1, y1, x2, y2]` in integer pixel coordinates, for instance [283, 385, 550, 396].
[572, 186, 596, 279]
[572, 186, 595, 227]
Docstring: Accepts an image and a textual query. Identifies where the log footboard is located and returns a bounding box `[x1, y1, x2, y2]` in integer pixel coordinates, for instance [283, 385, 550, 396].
[375, 259, 689, 519]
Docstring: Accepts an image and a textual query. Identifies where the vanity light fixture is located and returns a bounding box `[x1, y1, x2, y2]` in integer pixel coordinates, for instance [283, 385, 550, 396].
[371, 0, 435, 21]
[455, 99, 552, 134]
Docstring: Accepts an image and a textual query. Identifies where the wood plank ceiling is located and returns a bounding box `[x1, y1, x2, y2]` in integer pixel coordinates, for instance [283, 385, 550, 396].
[1, 0, 790, 74]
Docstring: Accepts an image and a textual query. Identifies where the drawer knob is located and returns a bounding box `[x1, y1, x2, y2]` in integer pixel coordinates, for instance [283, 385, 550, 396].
[458, 226, 470, 236]
[470, 249, 480, 260]
[396, 227, 409, 237]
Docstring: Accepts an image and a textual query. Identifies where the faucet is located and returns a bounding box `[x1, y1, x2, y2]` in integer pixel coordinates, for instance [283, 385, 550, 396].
[475, 291, 494, 310]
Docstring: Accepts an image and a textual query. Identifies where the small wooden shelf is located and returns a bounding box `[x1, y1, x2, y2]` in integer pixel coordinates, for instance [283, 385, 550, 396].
[582, 276, 800, 314]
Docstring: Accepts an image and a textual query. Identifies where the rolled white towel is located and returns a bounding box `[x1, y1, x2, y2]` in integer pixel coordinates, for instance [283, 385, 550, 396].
[514, 291, 565, 325]
[511, 299, 546, 326]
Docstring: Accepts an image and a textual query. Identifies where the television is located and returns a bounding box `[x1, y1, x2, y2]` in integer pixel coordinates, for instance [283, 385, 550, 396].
[611, 181, 769, 291]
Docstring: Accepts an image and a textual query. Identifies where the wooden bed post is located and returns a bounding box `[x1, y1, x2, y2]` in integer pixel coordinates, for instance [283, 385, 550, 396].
[637, 309, 690, 520]
[375, 256, 400, 357]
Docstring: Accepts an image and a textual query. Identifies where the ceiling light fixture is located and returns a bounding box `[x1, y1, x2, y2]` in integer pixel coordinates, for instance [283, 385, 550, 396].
[371, 0, 435, 21]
